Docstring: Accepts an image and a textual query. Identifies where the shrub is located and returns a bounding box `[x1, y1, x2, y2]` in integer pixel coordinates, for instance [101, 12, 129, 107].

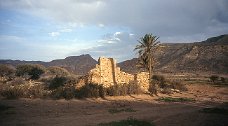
[160, 88, 172, 94]
[108, 108, 136, 114]
[150, 75, 166, 94]
[48, 76, 78, 99]
[157, 97, 195, 102]
[148, 83, 158, 95]
[106, 84, 128, 96]
[152, 75, 166, 89]
[76, 83, 104, 98]
[152, 75, 165, 83]
[48, 76, 78, 90]
[7, 77, 26, 85]
[48, 76, 68, 90]
[0, 104, 14, 112]
[25, 83, 48, 98]
[209, 75, 219, 83]
[16, 64, 46, 80]
[106, 83, 142, 96]
[150, 74, 187, 93]
[0, 85, 24, 99]
[98, 117, 154, 126]
[51, 84, 76, 100]
[169, 81, 187, 91]
[220, 77, 227, 84]
[200, 107, 228, 115]
[128, 82, 142, 94]
[0, 82, 48, 99]
[220, 77, 226, 83]
[0, 64, 15, 80]
[47, 66, 70, 76]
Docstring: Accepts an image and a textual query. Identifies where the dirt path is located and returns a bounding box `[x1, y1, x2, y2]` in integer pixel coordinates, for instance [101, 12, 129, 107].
[0, 84, 227, 126]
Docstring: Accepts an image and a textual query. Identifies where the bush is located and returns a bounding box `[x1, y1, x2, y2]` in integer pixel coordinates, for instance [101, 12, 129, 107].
[7, 77, 26, 85]
[148, 83, 158, 95]
[150, 75, 187, 94]
[48, 76, 68, 90]
[152, 75, 165, 83]
[0, 104, 14, 112]
[0, 85, 24, 99]
[0, 64, 15, 80]
[48, 76, 78, 99]
[108, 108, 136, 114]
[169, 81, 187, 91]
[128, 82, 142, 94]
[16, 64, 46, 80]
[200, 107, 228, 115]
[106, 84, 128, 96]
[47, 66, 70, 76]
[51, 84, 76, 100]
[48, 76, 78, 90]
[220, 77, 226, 83]
[220, 77, 228, 84]
[209, 75, 219, 83]
[157, 97, 195, 102]
[25, 83, 48, 98]
[0, 82, 48, 99]
[76, 83, 104, 98]
[106, 83, 142, 96]
[98, 117, 154, 126]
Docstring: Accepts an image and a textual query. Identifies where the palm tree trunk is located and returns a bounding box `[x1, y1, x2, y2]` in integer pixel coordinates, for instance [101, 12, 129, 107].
[149, 56, 152, 83]
[149, 54, 156, 95]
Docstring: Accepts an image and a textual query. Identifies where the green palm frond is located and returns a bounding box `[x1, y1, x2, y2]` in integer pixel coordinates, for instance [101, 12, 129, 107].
[134, 34, 160, 71]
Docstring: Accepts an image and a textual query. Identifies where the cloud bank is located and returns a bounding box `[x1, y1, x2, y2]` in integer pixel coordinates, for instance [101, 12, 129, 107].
[0, 0, 228, 61]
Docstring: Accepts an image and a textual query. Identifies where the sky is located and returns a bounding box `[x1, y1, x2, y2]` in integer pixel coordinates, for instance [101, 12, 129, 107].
[0, 0, 228, 62]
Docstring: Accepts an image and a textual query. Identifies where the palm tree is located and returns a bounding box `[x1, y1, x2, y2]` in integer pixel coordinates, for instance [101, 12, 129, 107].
[134, 34, 160, 94]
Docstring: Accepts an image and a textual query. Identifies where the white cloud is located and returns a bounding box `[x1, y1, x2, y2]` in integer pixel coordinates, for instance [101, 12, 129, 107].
[72, 32, 137, 61]
[0, 35, 26, 44]
[48, 32, 60, 37]
[0, 35, 23, 41]
[1, 0, 228, 42]
[1, 0, 228, 61]
[59, 28, 72, 32]
[98, 23, 104, 27]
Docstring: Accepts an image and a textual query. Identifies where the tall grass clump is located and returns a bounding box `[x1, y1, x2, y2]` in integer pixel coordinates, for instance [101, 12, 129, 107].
[48, 76, 68, 90]
[75, 83, 105, 98]
[0, 85, 24, 99]
[106, 83, 142, 96]
[150, 74, 187, 94]
[51, 84, 76, 100]
[98, 117, 154, 126]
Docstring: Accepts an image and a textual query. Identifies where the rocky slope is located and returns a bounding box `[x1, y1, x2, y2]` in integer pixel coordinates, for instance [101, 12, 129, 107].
[48, 54, 97, 75]
[118, 34, 228, 74]
[0, 54, 97, 75]
[1, 35, 227, 75]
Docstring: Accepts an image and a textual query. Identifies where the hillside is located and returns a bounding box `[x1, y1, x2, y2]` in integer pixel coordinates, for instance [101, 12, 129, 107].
[118, 34, 228, 74]
[48, 54, 97, 75]
[0, 54, 97, 75]
[1, 35, 227, 75]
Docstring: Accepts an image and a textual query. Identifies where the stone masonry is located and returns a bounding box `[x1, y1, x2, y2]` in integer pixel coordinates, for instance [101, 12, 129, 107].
[77, 57, 149, 92]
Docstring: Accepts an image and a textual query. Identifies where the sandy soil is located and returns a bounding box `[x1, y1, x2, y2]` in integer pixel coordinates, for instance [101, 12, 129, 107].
[0, 84, 227, 126]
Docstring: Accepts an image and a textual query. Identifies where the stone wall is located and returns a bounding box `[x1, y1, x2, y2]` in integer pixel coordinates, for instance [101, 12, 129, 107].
[77, 57, 149, 92]
[135, 72, 149, 91]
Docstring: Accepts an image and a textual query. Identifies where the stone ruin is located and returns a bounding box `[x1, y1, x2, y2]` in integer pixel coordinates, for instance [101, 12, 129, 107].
[76, 57, 150, 92]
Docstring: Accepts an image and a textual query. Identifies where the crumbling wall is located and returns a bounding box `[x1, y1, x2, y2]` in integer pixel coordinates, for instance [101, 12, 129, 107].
[135, 72, 149, 92]
[79, 57, 149, 91]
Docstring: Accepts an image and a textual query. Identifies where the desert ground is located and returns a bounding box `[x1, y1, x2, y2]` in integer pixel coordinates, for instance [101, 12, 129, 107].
[0, 83, 227, 126]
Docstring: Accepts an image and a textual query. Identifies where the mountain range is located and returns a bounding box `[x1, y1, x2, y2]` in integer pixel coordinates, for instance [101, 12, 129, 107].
[0, 54, 97, 75]
[118, 34, 228, 74]
[0, 34, 227, 75]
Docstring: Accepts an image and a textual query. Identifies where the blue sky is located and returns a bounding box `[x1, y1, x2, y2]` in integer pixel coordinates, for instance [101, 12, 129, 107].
[0, 0, 228, 62]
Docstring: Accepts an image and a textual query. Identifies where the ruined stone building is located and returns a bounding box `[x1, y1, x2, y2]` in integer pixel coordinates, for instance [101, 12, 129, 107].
[77, 57, 150, 92]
